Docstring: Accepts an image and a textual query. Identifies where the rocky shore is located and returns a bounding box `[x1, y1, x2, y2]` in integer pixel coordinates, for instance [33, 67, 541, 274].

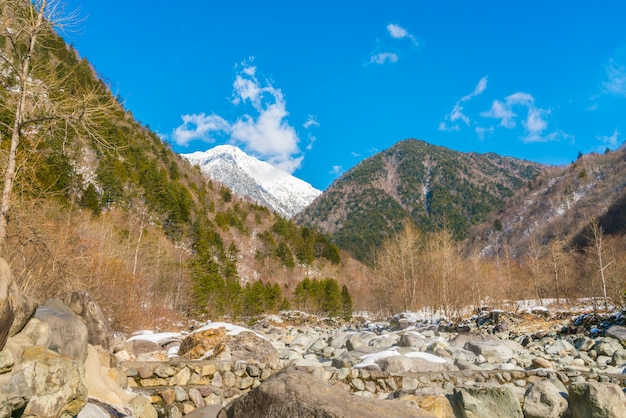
[1, 256, 625, 417]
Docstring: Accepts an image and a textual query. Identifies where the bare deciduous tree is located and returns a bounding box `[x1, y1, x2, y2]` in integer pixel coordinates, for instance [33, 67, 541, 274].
[0, 0, 118, 252]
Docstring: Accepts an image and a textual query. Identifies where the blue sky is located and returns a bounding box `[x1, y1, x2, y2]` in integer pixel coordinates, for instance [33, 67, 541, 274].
[63, 1, 626, 190]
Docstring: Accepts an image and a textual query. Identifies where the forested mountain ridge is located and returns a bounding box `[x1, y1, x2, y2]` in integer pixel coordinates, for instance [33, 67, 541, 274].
[296, 139, 543, 263]
[0, 0, 351, 330]
[469, 143, 626, 258]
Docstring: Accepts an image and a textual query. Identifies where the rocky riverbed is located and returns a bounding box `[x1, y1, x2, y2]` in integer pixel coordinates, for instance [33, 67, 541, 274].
[1, 254, 626, 417]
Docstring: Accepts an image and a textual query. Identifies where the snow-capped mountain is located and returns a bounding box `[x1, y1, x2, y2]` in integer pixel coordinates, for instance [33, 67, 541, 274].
[181, 145, 322, 219]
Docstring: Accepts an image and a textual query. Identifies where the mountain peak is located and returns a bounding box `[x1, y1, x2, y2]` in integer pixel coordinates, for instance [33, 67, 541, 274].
[181, 146, 321, 218]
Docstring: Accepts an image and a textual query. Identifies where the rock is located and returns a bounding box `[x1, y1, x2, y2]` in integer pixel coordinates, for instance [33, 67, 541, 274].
[184, 404, 223, 418]
[605, 325, 626, 345]
[0, 257, 34, 350]
[523, 380, 568, 418]
[448, 332, 501, 349]
[568, 381, 626, 418]
[453, 385, 523, 418]
[611, 348, 626, 366]
[19, 346, 88, 418]
[398, 332, 427, 349]
[124, 339, 163, 357]
[465, 340, 514, 363]
[179, 327, 279, 367]
[531, 357, 553, 369]
[58, 291, 113, 349]
[82, 345, 134, 413]
[129, 395, 158, 418]
[376, 354, 457, 373]
[34, 298, 89, 362]
[77, 399, 128, 418]
[217, 368, 433, 417]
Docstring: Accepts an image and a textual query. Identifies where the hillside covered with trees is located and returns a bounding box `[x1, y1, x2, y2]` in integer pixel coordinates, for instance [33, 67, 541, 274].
[296, 139, 543, 263]
[0, 0, 353, 330]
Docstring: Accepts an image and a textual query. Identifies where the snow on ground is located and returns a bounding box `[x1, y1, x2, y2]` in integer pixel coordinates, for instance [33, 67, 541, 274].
[353, 347, 448, 369]
[127, 331, 182, 344]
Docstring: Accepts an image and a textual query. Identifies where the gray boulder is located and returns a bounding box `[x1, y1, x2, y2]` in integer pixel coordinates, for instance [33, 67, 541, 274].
[217, 368, 434, 417]
[465, 340, 514, 363]
[453, 385, 523, 418]
[605, 325, 626, 345]
[568, 381, 626, 418]
[523, 380, 568, 418]
[34, 298, 89, 362]
[58, 291, 113, 349]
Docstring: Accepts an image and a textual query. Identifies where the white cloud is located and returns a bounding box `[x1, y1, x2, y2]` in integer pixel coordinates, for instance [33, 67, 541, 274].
[370, 52, 398, 65]
[172, 61, 304, 173]
[329, 165, 343, 176]
[172, 113, 230, 146]
[475, 126, 495, 140]
[480, 91, 569, 143]
[597, 129, 620, 148]
[387, 23, 418, 45]
[303, 115, 320, 129]
[439, 77, 488, 131]
[602, 58, 626, 96]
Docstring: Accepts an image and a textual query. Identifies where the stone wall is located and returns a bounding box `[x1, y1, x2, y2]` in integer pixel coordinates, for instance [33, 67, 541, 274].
[122, 358, 626, 416]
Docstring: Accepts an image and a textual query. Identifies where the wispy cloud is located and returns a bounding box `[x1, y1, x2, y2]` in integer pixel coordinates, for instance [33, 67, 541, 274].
[602, 57, 626, 97]
[172, 113, 229, 146]
[475, 126, 494, 140]
[329, 165, 343, 176]
[597, 129, 620, 149]
[369, 23, 419, 65]
[480, 92, 569, 143]
[387, 23, 418, 45]
[439, 76, 488, 131]
[303, 115, 320, 129]
[370, 52, 399, 65]
[172, 60, 304, 173]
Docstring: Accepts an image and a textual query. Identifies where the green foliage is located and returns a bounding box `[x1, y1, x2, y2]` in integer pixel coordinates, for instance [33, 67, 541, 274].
[80, 183, 101, 216]
[341, 285, 353, 320]
[220, 186, 232, 202]
[293, 277, 350, 318]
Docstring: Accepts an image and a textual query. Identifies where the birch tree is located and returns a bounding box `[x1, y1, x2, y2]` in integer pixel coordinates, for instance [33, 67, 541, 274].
[0, 0, 118, 251]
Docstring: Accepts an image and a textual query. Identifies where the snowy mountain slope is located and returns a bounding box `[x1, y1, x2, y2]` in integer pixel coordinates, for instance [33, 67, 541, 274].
[181, 145, 321, 218]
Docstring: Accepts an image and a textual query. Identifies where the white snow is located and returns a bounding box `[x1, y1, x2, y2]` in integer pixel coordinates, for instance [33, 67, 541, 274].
[181, 145, 321, 218]
[127, 331, 181, 344]
[353, 347, 448, 368]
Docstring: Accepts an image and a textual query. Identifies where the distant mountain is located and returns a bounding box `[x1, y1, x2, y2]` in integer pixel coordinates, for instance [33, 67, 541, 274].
[181, 145, 322, 219]
[469, 143, 626, 257]
[296, 139, 544, 262]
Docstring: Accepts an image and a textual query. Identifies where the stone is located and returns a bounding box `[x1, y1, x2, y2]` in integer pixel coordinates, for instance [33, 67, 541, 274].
[0, 348, 14, 374]
[179, 329, 279, 367]
[124, 339, 163, 357]
[217, 368, 433, 417]
[189, 388, 206, 409]
[0, 257, 34, 351]
[82, 345, 134, 412]
[605, 325, 626, 345]
[34, 298, 89, 362]
[129, 395, 158, 418]
[58, 291, 113, 349]
[464, 340, 514, 363]
[568, 381, 626, 418]
[453, 385, 523, 418]
[19, 346, 88, 418]
[531, 357, 553, 369]
[523, 380, 568, 418]
[611, 348, 626, 366]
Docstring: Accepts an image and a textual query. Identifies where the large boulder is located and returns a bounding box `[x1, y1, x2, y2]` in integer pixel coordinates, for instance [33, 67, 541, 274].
[568, 381, 626, 418]
[605, 325, 626, 346]
[0, 258, 34, 350]
[453, 385, 523, 418]
[34, 298, 89, 362]
[464, 340, 514, 363]
[58, 291, 113, 349]
[19, 346, 88, 418]
[179, 325, 279, 367]
[523, 380, 568, 418]
[217, 368, 434, 417]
